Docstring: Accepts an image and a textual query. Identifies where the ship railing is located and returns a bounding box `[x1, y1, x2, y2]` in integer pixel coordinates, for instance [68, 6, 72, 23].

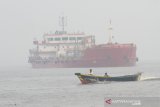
[100, 43, 136, 48]
[29, 49, 57, 54]
[28, 55, 83, 64]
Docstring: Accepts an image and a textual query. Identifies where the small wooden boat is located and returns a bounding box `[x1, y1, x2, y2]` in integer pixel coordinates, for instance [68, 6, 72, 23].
[75, 72, 142, 84]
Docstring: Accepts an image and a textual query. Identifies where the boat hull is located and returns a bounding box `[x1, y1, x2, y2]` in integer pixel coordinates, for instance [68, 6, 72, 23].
[29, 43, 137, 68]
[75, 73, 141, 84]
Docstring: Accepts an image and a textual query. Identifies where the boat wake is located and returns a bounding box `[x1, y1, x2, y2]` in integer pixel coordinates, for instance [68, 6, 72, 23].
[140, 76, 160, 81]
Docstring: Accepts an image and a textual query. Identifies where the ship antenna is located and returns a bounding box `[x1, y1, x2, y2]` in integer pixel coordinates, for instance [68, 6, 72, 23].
[108, 20, 113, 44]
[59, 16, 67, 33]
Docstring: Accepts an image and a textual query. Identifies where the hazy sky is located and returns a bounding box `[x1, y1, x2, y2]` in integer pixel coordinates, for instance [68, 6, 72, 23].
[0, 0, 160, 67]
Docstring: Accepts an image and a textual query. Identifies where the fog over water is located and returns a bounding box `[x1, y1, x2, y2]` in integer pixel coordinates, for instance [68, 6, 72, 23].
[0, 0, 160, 67]
[0, 1, 160, 106]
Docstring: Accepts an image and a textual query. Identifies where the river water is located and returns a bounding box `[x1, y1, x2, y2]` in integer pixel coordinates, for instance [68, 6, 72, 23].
[0, 61, 160, 107]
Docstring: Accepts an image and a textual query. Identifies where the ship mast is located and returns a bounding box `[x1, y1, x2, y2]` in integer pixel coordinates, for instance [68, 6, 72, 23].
[59, 16, 67, 34]
[108, 20, 113, 44]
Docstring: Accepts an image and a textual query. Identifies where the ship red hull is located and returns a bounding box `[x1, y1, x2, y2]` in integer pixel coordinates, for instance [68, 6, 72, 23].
[30, 43, 137, 68]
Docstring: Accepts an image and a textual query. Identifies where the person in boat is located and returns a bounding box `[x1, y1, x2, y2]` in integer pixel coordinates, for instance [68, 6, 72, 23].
[104, 72, 109, 77]
[89, 69, 93, 75]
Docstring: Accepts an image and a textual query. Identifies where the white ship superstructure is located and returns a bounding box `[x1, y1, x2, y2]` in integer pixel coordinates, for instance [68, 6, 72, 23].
[29, 30, 95, 63]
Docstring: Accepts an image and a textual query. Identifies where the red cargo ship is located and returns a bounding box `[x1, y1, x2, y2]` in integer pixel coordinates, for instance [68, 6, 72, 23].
[28, 18, 137, 68]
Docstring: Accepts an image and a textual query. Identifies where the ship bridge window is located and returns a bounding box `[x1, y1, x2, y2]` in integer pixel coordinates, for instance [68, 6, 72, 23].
[69, 37, 76, 40]
[55, 37, 61, 41]
[62, 37, 68, 41]
[48, 38, 53, 41]
[77, 37, 83, 40]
